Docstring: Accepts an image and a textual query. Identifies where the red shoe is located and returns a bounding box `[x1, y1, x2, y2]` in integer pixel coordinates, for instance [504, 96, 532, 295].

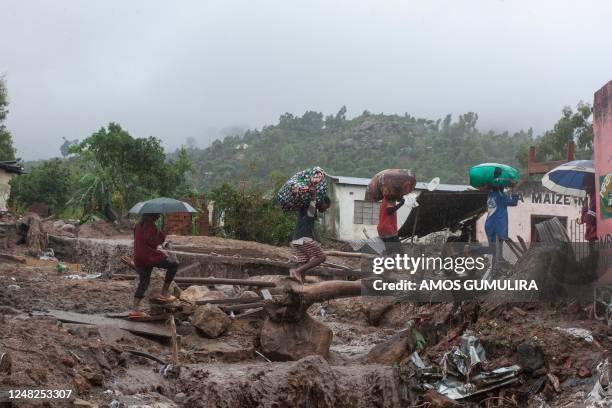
[128, 311, 151, 320]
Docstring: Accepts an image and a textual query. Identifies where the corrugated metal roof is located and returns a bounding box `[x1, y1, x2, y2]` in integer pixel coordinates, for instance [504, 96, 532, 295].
[327, 174, 473, 192]
[0, 161, 25, 175]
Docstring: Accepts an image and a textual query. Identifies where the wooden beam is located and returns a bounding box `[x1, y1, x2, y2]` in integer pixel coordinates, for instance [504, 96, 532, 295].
[219, 302, 265, 312]
[111, 275, 276, 287]
[194, 296, 263, 305]
[324, 250, 376, 259]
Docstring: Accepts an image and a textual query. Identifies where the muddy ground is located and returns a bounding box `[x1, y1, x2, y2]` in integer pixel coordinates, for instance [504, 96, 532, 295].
[1, 232, 611, 407]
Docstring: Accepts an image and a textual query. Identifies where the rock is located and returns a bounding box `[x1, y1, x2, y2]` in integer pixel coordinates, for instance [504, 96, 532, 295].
[174, 392, 186, 403]
[260, 315, 332, 361]
[63, 323, 99, 339]
[214, 284, 238, 297]
[53, 220, 66, 228]
[180, 286, 226, 303]
[73, 373, 91, 395]
[61, 223, 77, 235]
[180, 285, 209, 302]
[59, 356, 76, 367]
[363, 299, 394, 326]
[82, 368, 104, 386]
[367, 329, 415, 365]
[7, 284, 20, 290]
[517, 338, 545, 374]
[191, 304, 231, 338]
[73, 398, 94, 407]
[239, 290, 259, 299]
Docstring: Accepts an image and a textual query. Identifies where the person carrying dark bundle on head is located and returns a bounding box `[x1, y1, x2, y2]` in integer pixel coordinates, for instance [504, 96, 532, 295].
[289, 186, 331, 284]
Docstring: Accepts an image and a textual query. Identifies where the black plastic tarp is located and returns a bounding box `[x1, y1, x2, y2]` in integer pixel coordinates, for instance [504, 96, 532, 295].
[399, 190, 488, 238]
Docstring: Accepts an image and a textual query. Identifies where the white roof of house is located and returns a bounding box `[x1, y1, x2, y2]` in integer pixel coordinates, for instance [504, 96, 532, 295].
[327, 175, 473, 192]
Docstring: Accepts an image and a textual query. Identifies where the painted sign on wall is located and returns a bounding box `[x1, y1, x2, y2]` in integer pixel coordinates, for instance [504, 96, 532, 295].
[600, 173, 612, 219]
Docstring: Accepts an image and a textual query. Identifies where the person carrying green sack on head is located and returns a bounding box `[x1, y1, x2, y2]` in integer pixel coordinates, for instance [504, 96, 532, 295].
[469, 163, 521, 274]
[484, 182, 519, 272]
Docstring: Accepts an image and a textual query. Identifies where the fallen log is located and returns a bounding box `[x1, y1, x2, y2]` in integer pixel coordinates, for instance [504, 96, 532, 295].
[164, 249, 362, 277]
[195, 296, 264, 305]
[111, 274, 276, 287]
[324, 250, 376, 259]
[260, 278, 363, 361]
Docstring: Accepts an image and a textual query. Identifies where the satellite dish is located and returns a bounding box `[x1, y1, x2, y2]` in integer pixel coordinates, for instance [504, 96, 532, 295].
[427, 177, 440, 192]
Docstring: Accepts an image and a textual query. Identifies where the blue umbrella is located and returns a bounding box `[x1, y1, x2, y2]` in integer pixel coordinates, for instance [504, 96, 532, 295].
[542, 160, 594, 198]
[129, 197, 197, 215]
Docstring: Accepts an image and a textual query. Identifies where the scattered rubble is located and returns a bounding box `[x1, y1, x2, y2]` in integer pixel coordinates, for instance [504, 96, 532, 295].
[0, 227, 611, 406]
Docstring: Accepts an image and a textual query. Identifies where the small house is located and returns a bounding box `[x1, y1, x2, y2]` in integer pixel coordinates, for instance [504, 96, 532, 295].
[0, 161, 25, 211]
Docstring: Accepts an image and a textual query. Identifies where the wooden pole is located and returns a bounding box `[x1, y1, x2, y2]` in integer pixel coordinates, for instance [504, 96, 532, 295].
[168, 314, 179, 366]
[219, 302, 265, 312]
[195, 296, 263, 305]
[111, 274, 276, 287]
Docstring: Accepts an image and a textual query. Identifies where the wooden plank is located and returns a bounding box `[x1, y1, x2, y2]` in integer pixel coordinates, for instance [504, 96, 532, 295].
[111, 275, 276, 287]
[194, 296, 263, 306]
[48, 310, 171, 339]
[517, 235, 528, 252]
[220, 302, 265, 312]
[505, 239, 524, 257]
[324, 250, 376, 259]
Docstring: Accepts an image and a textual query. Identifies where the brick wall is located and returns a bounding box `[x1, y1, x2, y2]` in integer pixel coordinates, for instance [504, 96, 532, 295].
[164, 196, 209, 236]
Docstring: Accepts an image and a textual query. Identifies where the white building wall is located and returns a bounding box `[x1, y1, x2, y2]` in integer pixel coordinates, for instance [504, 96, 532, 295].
[0, 169, 13, 211]
[327, 183, 413, 241]
[475, 186, 583, 243]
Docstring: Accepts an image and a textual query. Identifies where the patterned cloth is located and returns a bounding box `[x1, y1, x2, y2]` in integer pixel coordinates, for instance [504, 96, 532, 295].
[292, 238, 325, 263]
[277, 167, 328, 212]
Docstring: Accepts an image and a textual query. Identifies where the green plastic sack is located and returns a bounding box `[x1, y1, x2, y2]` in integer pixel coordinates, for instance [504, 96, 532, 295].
[468, 163, 520, 188]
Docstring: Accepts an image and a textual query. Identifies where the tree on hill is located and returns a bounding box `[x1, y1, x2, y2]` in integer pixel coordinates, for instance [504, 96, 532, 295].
[69, 123, 193, 218]
[0, 78, 16, 161]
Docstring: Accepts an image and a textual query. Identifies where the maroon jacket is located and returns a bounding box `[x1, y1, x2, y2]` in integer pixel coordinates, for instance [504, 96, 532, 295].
[133, 218, 166, 267]
[581, 194, 597, 242]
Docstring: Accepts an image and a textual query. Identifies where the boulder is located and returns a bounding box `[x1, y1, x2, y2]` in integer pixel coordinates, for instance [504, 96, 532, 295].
[517, 338, 545, 373]
[239, 290, 259, 299]
[367, 329, 415, 365]
[180, 285, 226, 303]
[214, 284, 239, 297]
[61, 223, 77, 235]
[260, 315, 332, 361]
[191, 304, 231, 338]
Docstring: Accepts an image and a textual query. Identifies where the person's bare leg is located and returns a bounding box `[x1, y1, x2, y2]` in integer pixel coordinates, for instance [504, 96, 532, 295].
[289, 267, 304, 283]
[293, 256, 326, 283]
[132, 297, 142, 312]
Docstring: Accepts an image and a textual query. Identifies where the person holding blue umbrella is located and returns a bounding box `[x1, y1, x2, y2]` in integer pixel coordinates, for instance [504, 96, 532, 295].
[542, 160, 597, 242]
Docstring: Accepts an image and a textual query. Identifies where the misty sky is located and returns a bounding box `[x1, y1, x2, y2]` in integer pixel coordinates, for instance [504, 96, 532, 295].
[2, 0, 611, 161]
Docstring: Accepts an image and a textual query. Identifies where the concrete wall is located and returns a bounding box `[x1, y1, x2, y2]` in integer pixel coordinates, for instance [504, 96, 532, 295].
[475, 182, 583, 243]
[0, 169, 13, 211]
[593, 81, 612, 283]
[324, 183, 412, 241]
[594, 81, 612, 241]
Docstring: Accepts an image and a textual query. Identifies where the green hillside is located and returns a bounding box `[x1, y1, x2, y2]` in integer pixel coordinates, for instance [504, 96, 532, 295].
[183, 108, 534, 191]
